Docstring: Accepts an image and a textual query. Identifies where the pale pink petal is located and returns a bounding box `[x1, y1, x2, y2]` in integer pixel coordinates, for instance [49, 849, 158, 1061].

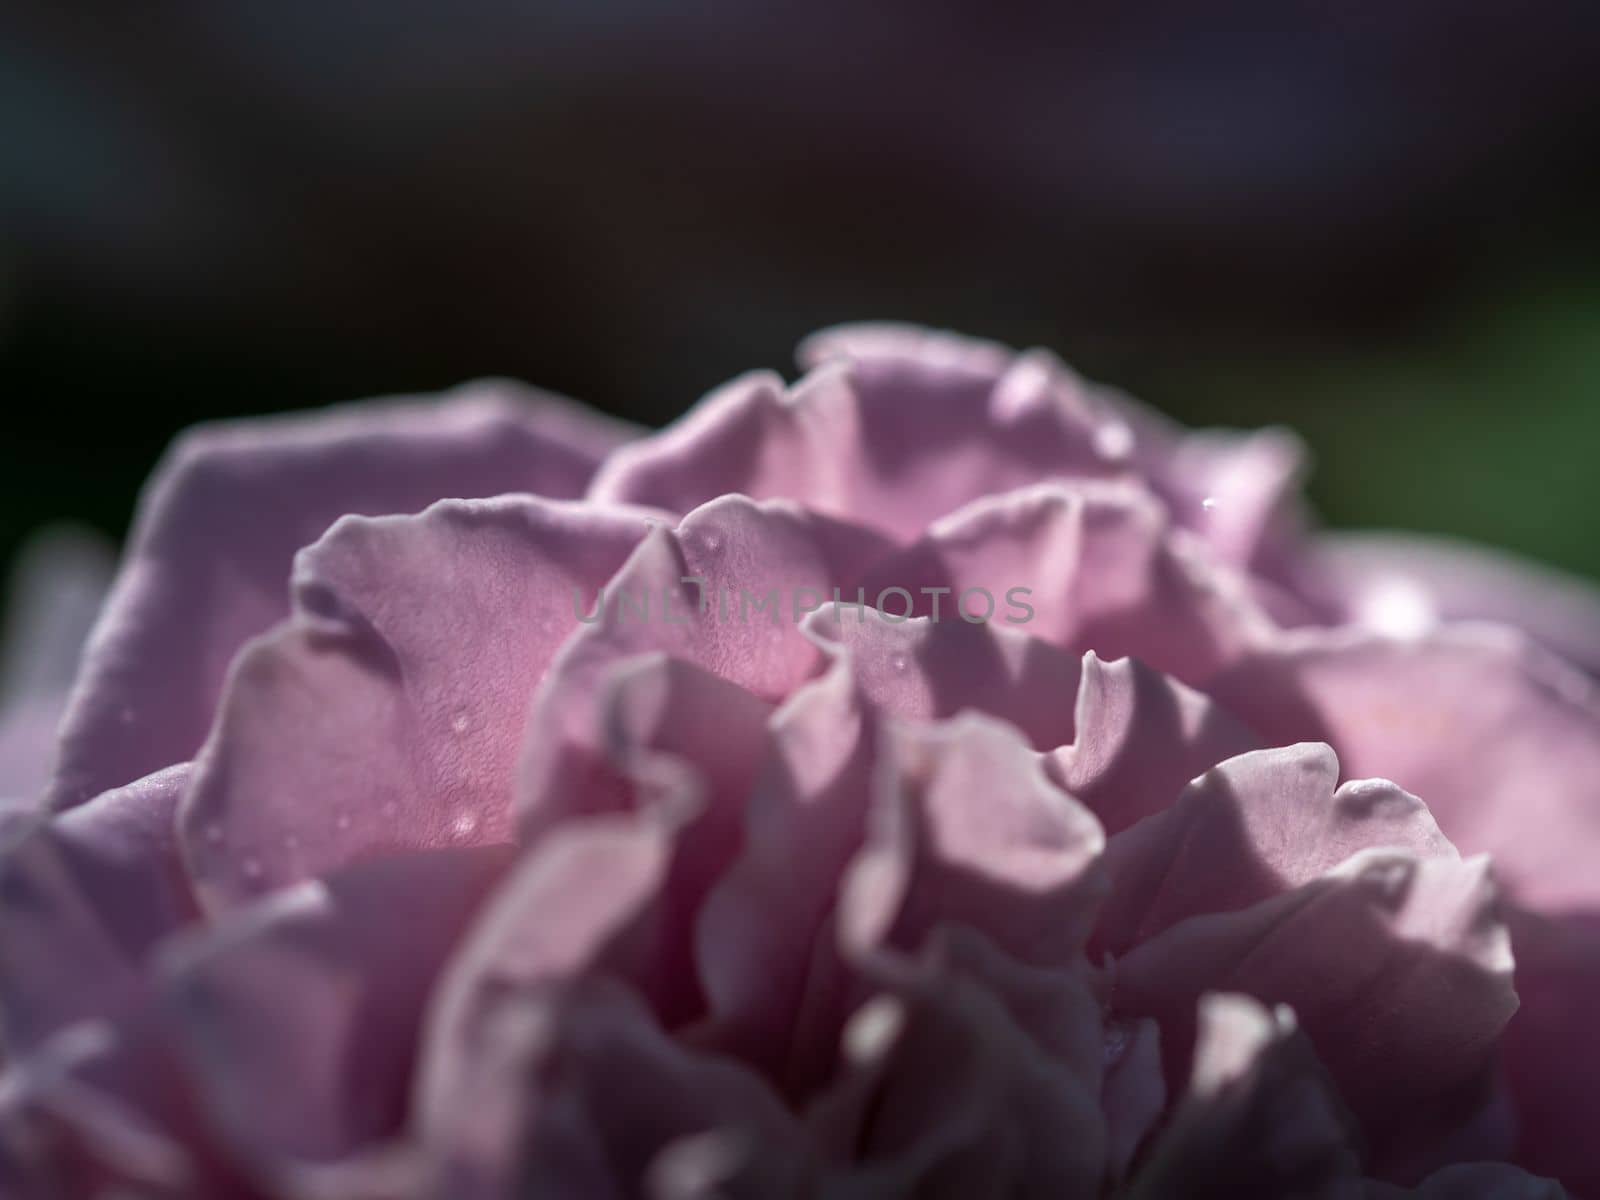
[516, 495, 889, 838]
[156, 844, 509, 1171]
[1096, 744, 1454, 955]
[592, 324, 1135, 543]
[1314, 532, 1600, 675]
[694, 650, 882, 1091]
[1212, 625, 1600, 911]
[837, 713, 1106, 970]
[179, 497, 653, 910]
[51, 386, 637, 810]
[856, 482, 1276, 681]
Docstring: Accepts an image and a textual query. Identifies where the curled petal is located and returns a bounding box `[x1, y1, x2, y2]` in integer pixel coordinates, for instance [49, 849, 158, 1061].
[802, 606, 1083, 752]
[838, 712, 1106, 970]
[516, 495, 888, 837]
[180, 497, 652, 909]
[857, 482, 1276, 680]
[1096, 744, 1454, 955]
[592, 324, 1134, 543]
[694, 648, 882, 1090]
[1116, 849, 1518, 1165]
[51, 386, 636, 810]
[1053, 651, 1261, 835]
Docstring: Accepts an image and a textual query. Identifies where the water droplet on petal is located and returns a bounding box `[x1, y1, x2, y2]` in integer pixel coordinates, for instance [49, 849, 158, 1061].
[1200, 496, 1218, 511]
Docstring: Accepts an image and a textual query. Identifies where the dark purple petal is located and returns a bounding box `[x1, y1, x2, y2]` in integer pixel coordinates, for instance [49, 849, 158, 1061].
[156, 844, 509, 1170]
[0, 764, 195, 1054]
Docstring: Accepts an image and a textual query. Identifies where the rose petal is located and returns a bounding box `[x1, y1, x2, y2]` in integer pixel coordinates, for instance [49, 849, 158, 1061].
[810, 925, 1105, 1196]
[1126, 993, 1361, 1198]
[157, 844, 510, 1169]
[516, 495, 889, 838]
[693, 647, 882, 1090]
[1116, 849, 1518, 1166]
[180, 496, 653, 910]
[1053, 651, 1261, 835]
[0, 1013, 228, 1198]
[1314, 531, 1600, 674]
[50, 386, 636, 810]
[1100, 1015, 1165, 1182]
[592, 324, 1134, 543]
[0, 764, 195, 1054]
[1213, 625, 1600, 911]
[424, 977, 802, 1200]
[837, 712, 1106, 970]
[857, 482, 1276, 681]
[1498, 910, 1600, 1195]
[802, 605, 1083, 752]
[1095, 744, 1455, 956]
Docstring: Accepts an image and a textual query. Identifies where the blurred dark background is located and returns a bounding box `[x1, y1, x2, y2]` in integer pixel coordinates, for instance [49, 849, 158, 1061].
[3, 1, 1599, 584]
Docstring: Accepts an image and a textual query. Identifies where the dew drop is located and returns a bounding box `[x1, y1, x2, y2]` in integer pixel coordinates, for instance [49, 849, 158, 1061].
[1200, 496, 1218, 511]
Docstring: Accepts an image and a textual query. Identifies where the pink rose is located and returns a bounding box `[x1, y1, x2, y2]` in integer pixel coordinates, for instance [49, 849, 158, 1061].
[2, 325, 1595, 1197]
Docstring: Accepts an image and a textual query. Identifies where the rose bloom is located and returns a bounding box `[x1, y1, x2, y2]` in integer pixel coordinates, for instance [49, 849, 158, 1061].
[2, 325, 1598, 1198]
